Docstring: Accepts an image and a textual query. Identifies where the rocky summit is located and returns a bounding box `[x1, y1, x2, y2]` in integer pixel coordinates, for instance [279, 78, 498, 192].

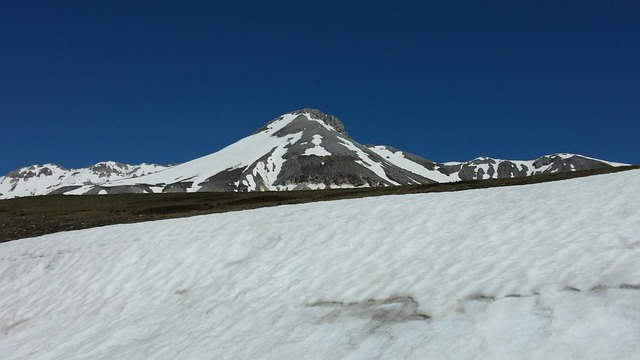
[0, 109, 626, 198]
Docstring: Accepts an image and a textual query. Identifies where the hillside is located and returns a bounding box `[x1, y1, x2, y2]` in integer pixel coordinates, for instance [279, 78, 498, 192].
[1, 166, 636, 242]
[1, 167, 639, 359]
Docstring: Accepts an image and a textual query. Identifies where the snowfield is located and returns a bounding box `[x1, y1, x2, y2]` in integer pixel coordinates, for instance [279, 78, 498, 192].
[1, 170, 640, 359]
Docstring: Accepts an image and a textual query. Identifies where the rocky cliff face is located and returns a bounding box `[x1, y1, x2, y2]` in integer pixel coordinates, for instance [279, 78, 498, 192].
[0, 109, 627, 198]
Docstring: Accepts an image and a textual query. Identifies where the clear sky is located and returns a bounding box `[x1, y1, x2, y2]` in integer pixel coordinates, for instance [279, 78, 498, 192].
[1, 1, 639, 175]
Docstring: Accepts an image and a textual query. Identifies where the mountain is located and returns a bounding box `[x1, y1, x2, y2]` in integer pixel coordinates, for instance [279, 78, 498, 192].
[0, 109, 627, 199]
[367, 146, 628, 182]
[0, 162, 171, 199]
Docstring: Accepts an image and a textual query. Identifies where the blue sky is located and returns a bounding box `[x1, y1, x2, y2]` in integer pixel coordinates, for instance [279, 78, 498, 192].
[1, 1, 639, 175]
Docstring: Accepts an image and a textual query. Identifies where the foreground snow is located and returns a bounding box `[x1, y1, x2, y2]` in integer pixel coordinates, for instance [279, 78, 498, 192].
[1, 170, 640, 359]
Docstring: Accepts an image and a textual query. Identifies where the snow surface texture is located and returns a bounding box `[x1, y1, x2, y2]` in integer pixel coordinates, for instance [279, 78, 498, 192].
[2, 170, 639, 359]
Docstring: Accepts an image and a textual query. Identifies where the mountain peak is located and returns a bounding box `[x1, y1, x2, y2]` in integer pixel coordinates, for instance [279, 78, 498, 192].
[253, 108, 350, 138]
[290, 108, 350, 138]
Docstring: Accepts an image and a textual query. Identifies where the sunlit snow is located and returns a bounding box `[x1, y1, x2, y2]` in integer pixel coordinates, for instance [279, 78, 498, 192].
[1, 170, 639, 359]
[302, 135, 331, 157]
[368, 145, 459, 182]
[338, 139, 399, 185]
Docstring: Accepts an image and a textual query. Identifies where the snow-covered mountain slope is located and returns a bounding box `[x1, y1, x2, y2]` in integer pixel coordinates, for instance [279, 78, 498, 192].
[368, 146, 627, 182]
[58, 109, 439, 196]
[0, 108, 627, 198]
[0, 162, 171, 199]
[2, 169, 639, 359]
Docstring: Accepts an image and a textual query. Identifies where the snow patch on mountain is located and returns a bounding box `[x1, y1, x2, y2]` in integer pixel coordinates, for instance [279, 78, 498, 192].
[302, 135, 331, 157]
[337, 138, 401, 185]
[368, 145, 458, 182]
